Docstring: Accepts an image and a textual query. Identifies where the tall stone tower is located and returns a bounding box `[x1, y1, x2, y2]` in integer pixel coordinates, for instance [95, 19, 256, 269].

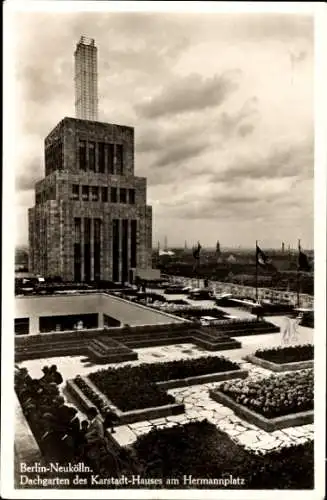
[28, 38, 153, 283]
[74, 36, 98, 121]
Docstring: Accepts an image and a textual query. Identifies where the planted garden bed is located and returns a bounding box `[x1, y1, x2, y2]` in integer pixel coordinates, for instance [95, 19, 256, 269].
[70, 356, 245, 423]
[245, 344, 314, 372]
[87, 356, 240, 411]
[210, 369, 314, 431]
[131, 420, 314, 489]
[255, 344, 314, 364]
[69, 376, 184, 425]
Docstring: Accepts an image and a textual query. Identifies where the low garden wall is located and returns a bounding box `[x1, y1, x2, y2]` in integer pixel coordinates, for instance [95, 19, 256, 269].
[14, 394, 42, 465]
[244, 354, 314, 372]
[157, 369, 248, 390]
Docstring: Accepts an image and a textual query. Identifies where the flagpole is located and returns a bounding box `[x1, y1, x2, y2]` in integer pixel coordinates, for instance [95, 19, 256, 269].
[297, 239, 300, 307]
[255, 240, 258, 303]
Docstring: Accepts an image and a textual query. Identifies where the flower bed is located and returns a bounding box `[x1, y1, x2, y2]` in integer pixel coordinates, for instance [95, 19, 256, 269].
[255, 344, 314, 364]
[131, 420, 313, 489]
[70, 376, 185, 425]
[217, 369, 313, 419]
[74, 373, 175, 413]
[82, 356, 240, 412]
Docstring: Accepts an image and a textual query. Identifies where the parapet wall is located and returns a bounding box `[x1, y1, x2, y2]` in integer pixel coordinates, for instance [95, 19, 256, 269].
[168, 276, 313, 308]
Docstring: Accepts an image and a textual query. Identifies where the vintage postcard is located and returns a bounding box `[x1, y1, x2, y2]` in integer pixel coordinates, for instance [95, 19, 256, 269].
[2, 1, 326, 499]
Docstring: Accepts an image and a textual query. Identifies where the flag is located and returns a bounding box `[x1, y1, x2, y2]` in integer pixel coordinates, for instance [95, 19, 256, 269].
[298, 247, 311, 271]
[193, 241, 201, 260]
[192, 241, 201, 272]
[256, 245, 269, 266]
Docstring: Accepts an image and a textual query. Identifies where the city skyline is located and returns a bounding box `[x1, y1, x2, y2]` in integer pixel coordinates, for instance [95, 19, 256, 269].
[14, 10, 313, 248]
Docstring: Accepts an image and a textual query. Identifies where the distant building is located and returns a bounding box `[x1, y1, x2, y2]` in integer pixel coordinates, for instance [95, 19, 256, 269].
[28, 38, 154, 283]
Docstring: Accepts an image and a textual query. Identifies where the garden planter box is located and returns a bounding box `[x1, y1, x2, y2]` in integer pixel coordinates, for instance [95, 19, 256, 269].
[194, 338, 242, 351]
[66, 377, 184, 425]
[244, 354, 314, 372]
[157, 369, 248, 390]
[210, 390, 314, 432]
[66, 379, 94, 413]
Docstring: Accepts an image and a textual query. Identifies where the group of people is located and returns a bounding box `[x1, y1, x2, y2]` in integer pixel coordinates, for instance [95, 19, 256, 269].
[15, 365, 120, 470]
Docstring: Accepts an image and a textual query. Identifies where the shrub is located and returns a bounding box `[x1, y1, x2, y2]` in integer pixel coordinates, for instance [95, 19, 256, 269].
[132, 420, 313, 489]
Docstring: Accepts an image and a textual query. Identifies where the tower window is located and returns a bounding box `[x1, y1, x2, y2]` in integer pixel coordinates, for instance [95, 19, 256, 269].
[101, 187, 108, 202]
[111, 187, 117, 203]
[120, 188, 127, 203]
[98, 143, 105, 173]
[72, 184, 80, 200]
[128, 189, 135, 204]
[116, 144, 124, 175]
[74, 218, 81, 242]
[82, 185, 89, 201]
[79, 140, 87, 170]
[88, 142, 95, 171]
[107, 144, 114, 174]
[91, 186, 99, 201]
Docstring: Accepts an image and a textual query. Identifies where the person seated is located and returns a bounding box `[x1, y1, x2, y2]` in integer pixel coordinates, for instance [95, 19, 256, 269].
[52, 396, 76, 425]
[49, 365, 63, 385]
[85, 407, 105, 445]
[39, 366, 51, 384]
[42, 382, 60, 403]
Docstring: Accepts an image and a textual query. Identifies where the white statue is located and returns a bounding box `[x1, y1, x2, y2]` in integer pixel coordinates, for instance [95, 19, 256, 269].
[281, 317, 291, 344]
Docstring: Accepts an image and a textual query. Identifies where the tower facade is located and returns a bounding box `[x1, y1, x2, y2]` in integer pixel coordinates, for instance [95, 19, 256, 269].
[74, 36, 98, 121]
[28, 117, 152, 283]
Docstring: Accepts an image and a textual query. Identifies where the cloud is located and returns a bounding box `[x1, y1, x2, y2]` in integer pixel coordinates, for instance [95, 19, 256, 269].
[135, 70, 241, 119]
[158, 182, 311, 222]
[210, 140, 313, 183]
[237, 123, 255, 137]
[216, 97, 259, 138]
[154, 140, 209, 168]
[15, 158, 43, 192]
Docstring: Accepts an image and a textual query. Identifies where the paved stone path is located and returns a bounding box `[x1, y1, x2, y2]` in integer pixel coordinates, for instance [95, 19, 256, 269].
[19, 311, 314, 454]
[112, 358, 314, 452]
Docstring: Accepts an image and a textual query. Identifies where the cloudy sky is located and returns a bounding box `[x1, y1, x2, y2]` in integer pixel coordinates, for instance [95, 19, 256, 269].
[12, 7, 314, 249]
